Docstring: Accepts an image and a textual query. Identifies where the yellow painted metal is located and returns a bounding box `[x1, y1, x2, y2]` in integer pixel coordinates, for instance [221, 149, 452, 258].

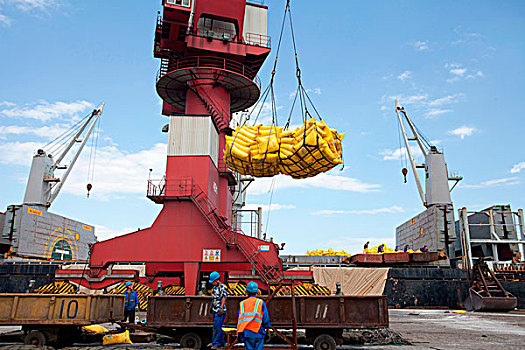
[36, 281, 76, 294]
[109, 282, 152, 310]
[0, 294, 125, 325]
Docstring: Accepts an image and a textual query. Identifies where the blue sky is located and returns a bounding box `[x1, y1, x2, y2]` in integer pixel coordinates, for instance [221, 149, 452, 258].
[0, 0, 523, 254]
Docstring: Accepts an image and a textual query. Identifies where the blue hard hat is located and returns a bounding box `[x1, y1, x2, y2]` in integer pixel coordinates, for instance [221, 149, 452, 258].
[209, 271, 220, 283]
[246, 281, 259, 293]
[125, 281, 133, 287]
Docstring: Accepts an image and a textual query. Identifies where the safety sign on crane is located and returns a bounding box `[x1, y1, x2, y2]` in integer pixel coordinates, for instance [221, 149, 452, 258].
[202, 249, 221, 262]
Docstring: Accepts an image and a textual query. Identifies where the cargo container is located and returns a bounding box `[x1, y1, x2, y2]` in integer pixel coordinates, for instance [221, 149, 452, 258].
[147, 295, 388, 350]
[0, 294, 124, 346]
[0, 204, 95, 261]
[396, 204, 456, 256]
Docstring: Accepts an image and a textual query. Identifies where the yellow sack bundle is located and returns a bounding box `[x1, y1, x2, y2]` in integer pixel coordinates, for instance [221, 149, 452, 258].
[224, 125, 282, 177]
[279, 118, 344, 179]
[224, 118, 344, 179]
[306, 248, 349, 256]
[364, 244, 396, 254]
[82, 324, 108, 334]
[102, 330, 133, 345]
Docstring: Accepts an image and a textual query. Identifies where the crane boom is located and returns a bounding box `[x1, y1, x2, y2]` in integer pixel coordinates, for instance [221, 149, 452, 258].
[23, 103, 104, 208]
[395, 100, 426, 205]
[395, 101, 461, 207]
[47, 103, 104, 206]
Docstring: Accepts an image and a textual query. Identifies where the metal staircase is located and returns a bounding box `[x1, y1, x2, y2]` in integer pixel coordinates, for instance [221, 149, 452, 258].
[187, 183, 282, 284]
[187, 81, 229, 131]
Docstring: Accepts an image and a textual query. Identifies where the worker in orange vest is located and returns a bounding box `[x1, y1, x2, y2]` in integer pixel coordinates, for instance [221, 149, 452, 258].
[237, 281, 271, 350]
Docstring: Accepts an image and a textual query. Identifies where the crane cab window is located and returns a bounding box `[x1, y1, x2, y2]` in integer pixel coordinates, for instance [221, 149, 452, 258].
[166, 0, 190, 8]
[197, 16, 237, 41]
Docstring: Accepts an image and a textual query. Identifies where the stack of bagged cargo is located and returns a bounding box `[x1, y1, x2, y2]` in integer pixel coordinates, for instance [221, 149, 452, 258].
[279, 118, 344, 178]
[363, 244, 421, 254]
[225, 125, 281, 177]
[306, 248, 350, 256]
[224, 118, 344, 179]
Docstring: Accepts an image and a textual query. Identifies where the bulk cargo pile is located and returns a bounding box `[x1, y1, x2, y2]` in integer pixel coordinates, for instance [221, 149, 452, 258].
[224, 118, 344, 179]
[363, 244, 422, 254]
[305, 248, 350, 256]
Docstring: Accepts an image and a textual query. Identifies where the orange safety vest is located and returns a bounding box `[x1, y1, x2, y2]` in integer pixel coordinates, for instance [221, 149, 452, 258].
[236, 297, 264, 334]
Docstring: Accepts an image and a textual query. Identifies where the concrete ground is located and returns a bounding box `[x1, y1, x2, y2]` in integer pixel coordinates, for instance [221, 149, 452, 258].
[0, 309, 524, 349]
[373, 309, 525, 350]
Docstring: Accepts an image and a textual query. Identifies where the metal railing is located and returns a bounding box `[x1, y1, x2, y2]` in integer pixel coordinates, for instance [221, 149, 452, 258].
[244, 32, 271, 48]
[156, 17, 271, 49]
[156, 56, 261, 86]
[195, 25, 238, 42]
[147, 177, 281, 282]
[458, 207, 525, 269]
[165, 56, 257, 80]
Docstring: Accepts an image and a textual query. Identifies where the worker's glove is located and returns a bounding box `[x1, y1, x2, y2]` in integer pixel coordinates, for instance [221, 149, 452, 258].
[218, 309, 225, 316]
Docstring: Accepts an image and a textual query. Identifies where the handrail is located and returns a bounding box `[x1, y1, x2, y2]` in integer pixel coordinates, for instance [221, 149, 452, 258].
[146, 177, 282, 283]
[159, 56, 258, 80]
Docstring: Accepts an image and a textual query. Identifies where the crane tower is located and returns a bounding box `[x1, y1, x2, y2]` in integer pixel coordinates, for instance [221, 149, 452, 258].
[58, 1, 287, 294]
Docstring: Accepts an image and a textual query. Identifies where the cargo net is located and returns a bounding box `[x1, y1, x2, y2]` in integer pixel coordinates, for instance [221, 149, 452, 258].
[225, 111, 344, 179]
[224, 0, 344, 179]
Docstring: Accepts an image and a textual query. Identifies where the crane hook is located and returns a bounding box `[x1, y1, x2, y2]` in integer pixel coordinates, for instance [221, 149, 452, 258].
[401, 168, 408, 183]
[86, 183, 92, 197]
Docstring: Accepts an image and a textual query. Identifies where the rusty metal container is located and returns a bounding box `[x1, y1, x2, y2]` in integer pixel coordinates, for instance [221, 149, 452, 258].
[349, 254, 383, 264]
[410, 252, 438, 262]
[383, 252, 410, 263]
[0, 294, 124, 325]
[1, 205, 95, 261]
[147, 295, 388, 329]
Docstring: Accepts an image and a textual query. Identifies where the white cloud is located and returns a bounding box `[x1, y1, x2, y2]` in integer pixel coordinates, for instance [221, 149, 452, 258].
[425, 109, 453, 119]
[452, 29, 483, 46]
[0, 100, 93, 121]
[412, 40, 429, 51]
[445, 63, 483, 83]
[384, 94, 428, 107]
[0, 141, 42, 166]
[380, 145, 423, 161]
[95, 225, 136, 242]
[427, 93, 465, 107]
[0, 0, 59, 11]
[462, 177, 519, 189]
[243, 203, 296, 212]
[0, 124, 71, 139]
[231, 101, 284, 128]
[450, 68, 467, 76]
[248, 173, 381, 195]
[448, 126, 477, 139]
[0, 140, 167, 200]
[466, 71, 484, 79]
[313, 205, 404, 216]
[397, 71, 412, 81]
[0, 101, 15, 107]
[510, 162, 525, 174]
[383, 93, 464, 119]
[0, 12, 11, 26]
[62, 143, 167, 200]
[288, 87, 321, 100]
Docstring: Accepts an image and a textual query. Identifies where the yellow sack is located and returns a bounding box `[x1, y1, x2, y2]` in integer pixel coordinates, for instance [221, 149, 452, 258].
[256, 135, 279, 154]
[82, 324, 108, 334]
[103, 330, 133, 345]
[225, 119, 344, 179]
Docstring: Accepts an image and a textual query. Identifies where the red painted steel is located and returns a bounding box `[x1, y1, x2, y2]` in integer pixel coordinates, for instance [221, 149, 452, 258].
[350, 254, 384, 264]
[56, 0, 279, 294]
[383, 252, 410, 264]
